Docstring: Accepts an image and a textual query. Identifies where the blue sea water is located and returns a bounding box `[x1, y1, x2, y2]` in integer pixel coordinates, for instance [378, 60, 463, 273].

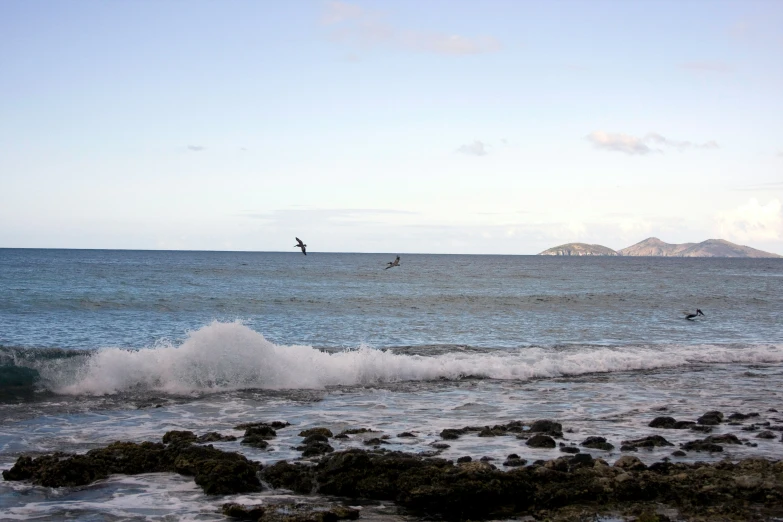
[2, 248, 781, 351]
[0, 248, 782, 520]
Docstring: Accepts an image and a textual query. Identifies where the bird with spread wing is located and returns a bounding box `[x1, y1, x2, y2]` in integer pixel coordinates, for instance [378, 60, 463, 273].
[294, 237, 307, 255]
[385, 256, 400, 269]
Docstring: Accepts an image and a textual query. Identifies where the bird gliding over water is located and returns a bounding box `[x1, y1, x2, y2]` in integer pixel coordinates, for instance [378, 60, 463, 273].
[294, 237, 307, 255]
[385, 256, 400, 269]
[685, 309, 705, 320]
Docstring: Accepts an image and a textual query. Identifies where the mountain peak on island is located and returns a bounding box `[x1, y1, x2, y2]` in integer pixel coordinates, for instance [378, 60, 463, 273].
[537, 237, 780, 258]
[619, 237, 780, 258]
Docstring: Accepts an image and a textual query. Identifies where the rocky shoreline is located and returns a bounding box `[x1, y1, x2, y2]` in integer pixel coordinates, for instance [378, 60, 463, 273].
[3, 411, 783, 521]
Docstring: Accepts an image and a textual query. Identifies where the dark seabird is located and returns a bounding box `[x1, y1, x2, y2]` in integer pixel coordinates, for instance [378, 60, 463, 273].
[294, 237, 307, 255]
[685, 309, 705, 320]
[385, 256, 400, 269]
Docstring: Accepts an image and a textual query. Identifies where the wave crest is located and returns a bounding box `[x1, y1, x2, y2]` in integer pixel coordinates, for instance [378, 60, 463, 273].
[27, 321, 783, 396]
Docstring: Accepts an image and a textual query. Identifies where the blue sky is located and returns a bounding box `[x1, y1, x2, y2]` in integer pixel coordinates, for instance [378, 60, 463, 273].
[1, 0, 781, 254]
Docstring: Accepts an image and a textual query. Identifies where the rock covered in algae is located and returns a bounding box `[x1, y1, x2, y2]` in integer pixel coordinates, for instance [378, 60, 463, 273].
[260, 448, 783, 520]
[2, 432, 262, 495]
[222, 502, 360, 522]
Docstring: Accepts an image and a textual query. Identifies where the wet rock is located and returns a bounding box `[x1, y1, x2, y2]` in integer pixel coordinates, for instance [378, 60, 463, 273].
[620, 445, 638, 452]
[397, 432, 416, 438]
[338, 428, 378, 437]
[241, 436, 269, 449]
[544, 457, 571, 472]
[690, 424, 713, 433]
[262, 448, 537, 520]
[570, 453, 593, 467]
[502, 454, 527, 467]
[245, 425, 277, 439]
[560, 446, 580, 454]
[756, 430, 776, 439]
[728, 412, 759, 422]
[334, 434, 349, 440]
[1, 452, 109, 487]
[648, 416, 677, 429]
[235, 421, 290, 430]
[197, 432, 237, 443]
[528, 419, 563, 438]
[477, 426, 506, 437]
[581, 436, 614, 451]
[453, 422, 519, 436]
[256, 460, 315, 494]
[479, 456, 494, 462]
[648, 416, 695, 429]
[457, 456, 472, 463]
[222, 502, 266, 520]
[303, 434, 330, 444]
[162, 430, 198, 445]
[222, 502, 359, 522]
[12, 440, 783, 520]
[526, 434, 556, 448]
[299, 428, 333, 438]
[363, 438, 386, 446]
[430, 443, 450, 450]
[298, 441, 334, 457]
[681, 439, 723, 452]
[697, 411, 724, 425]
[620, 435, 673, 449]
[497, 420, 526, 433]
[671, 450, 686, 457]
[193, 458, 263, 495]
[440, 428, 466, 440]
[704, 433, 741, 445]
[613, 455, 646, 471]
[3, 440, 262, 495]
[742, 424, 759, 432]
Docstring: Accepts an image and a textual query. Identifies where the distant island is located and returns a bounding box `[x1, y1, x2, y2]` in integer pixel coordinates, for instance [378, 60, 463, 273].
[538, 243, 619, 256]
[539, 237, 781, 258]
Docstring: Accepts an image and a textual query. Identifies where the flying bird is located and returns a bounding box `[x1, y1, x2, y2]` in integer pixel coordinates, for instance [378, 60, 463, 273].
[385, 256, 400, 269]
[294, 237, 307, 255]
[684, 309, 705, 320]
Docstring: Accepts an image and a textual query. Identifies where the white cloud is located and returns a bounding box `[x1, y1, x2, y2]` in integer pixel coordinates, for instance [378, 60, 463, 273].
[586, 131, 652, 155]
[716, 198, 783, 242]
[456, 140, 489, 156]
[586, 131, 719, 155]
[187, 145, 206, 152]
[321, 1, 501, 55]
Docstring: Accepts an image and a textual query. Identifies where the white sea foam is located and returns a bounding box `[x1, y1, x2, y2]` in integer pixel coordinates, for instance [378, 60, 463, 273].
[43, 321, 783, 395]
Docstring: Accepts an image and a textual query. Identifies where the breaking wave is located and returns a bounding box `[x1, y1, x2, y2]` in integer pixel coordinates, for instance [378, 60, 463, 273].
[6, 321, 783, 396]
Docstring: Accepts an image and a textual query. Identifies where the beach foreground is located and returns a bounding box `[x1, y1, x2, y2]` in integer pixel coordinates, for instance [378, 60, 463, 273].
[4, 410, 783, 522]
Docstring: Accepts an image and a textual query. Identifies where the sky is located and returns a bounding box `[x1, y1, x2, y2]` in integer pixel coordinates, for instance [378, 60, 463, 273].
[1, 0, 782, 255]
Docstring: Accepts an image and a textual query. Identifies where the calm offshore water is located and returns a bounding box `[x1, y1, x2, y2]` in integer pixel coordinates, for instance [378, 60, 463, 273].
[2, 248, 782, 350]
[1, 248, 782, 520]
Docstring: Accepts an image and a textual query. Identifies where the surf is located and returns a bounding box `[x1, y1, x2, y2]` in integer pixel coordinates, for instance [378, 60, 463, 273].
[8, 321, 777, 396]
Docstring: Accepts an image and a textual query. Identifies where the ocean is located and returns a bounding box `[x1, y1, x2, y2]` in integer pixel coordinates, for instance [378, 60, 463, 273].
[1, 248, 782, 520]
